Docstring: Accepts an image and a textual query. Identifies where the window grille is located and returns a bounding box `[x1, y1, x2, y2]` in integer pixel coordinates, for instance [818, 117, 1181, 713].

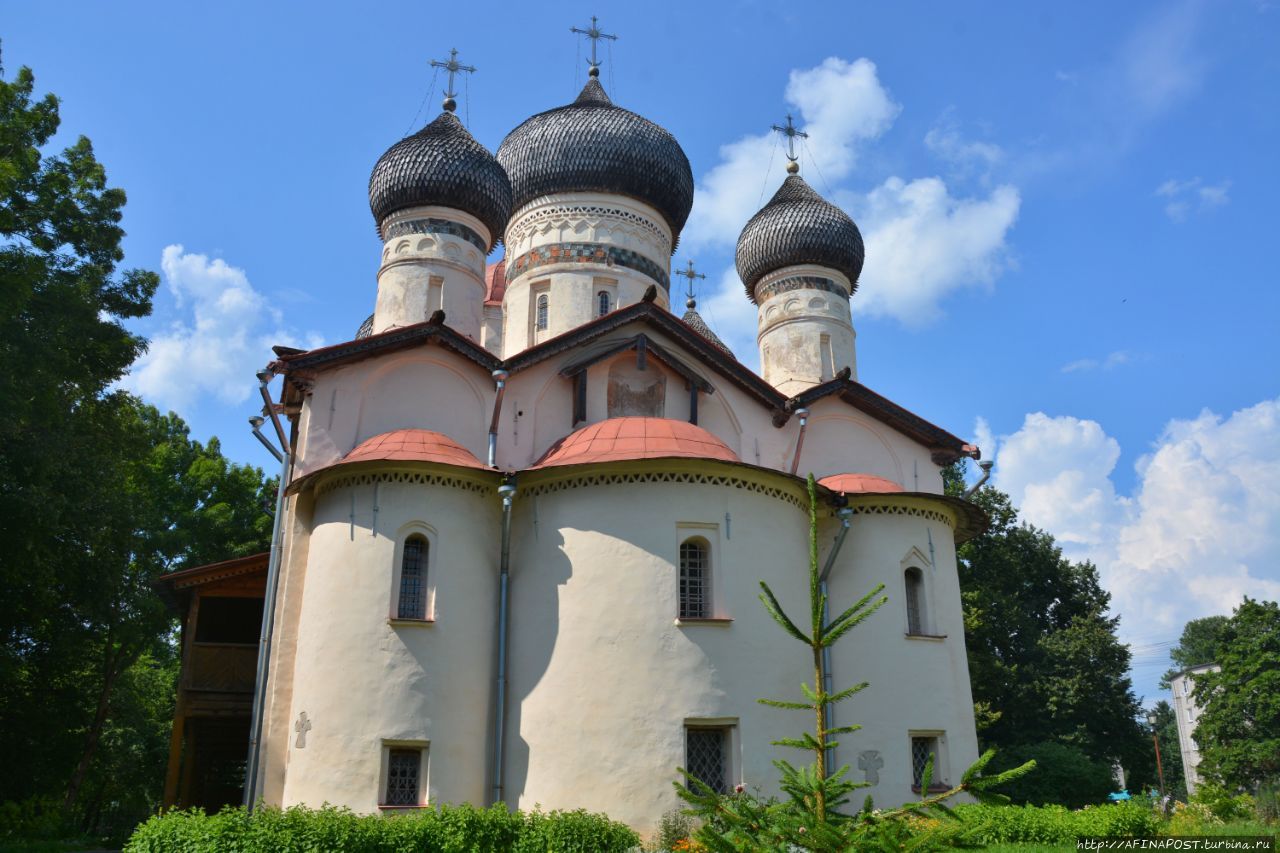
[598, 291, 611, 316]
[385, 748, 420, 805]
[679, 540, 708, 619]
[911, 736, 938, 787]
[536, 294, 549, 330]
[398, 537, 427, 619]
[686, 728, 727, 794]
[905, 569, 923, 635]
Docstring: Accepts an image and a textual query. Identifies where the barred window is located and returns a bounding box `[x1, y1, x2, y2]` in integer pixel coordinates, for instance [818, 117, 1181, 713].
[679, 538, 709, 619]
[535, 293, 549, 330]
[397, 536, 428, 620]
[911, 736, 939, 788]
[384, 748, 421, 806]
[597, 290, 611, 317]
[686, 727, 728, 794]
[905, 568, 924, 635]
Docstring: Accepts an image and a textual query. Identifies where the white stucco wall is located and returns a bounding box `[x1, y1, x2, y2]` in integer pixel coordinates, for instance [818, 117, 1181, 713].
[374, 205, 492, 340]
[756, 264, 858, 395]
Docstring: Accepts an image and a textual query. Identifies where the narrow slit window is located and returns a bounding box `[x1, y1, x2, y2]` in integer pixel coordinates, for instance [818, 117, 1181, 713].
[597, 290, 611, 317]
[535, 293, 549, 331]
[679, 538, 709, 619]
[384, 748, 421, 806]
[398, 536, 428, 620]
[905, 568, 924, 635]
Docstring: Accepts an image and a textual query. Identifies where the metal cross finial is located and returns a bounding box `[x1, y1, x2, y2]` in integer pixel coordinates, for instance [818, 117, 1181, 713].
[430, 48, 476, 113]
[674, 259, 706, 308]
[772, 114, 809, 174]
[570, 15, 618, 78]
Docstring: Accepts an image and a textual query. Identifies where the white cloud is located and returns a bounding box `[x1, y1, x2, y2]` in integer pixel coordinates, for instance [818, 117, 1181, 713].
[924, 112, 1004, 181]
[1120, 0, 1206, 121]
[687, 56, 1020, 333]
[1156, 177, 1231, 222]
[851, 178, 1021, 325]
[683, 57, 900, 253]
[982, 399, 1280, 644]
[1061, 350, 1132, 373]
[124, 245, 322, 411]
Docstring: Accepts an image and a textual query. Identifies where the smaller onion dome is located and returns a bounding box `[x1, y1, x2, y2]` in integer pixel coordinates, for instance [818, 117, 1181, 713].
[680, 300, 734, 358]
[533, 417, 739, 469]
[355, 314, 374, 340]
[818, 473, 903, 495]
[496, 79, 694, 245]
[368, 111, 513, 250]
[735, 175, 864, 302]
[340, 429, 487, 471]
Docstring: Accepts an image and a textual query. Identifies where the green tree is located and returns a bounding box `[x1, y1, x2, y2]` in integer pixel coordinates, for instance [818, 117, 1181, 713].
[1194, 598, 1280, 792]
[1150, 700, 1187, 802]
[1161, 615, 1228, 689]
[945, 462, 1150, 801]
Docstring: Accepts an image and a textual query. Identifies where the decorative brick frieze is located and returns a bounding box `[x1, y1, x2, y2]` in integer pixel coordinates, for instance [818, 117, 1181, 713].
[507, 242, 670, 289]
[382, 218, 487, 254]
[756, 275, 850, 303]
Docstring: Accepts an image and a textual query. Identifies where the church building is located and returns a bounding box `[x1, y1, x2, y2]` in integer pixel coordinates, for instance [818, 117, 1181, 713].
[158, 27, 985, 836]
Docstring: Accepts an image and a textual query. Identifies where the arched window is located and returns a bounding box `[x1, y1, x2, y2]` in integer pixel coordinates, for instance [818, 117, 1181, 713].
[904, 567, 925, 635]
[535, 293, 549, 331]
[597, 290, 611, 317]
[398, 535, 428, 620]
[679, 538, 710, 619]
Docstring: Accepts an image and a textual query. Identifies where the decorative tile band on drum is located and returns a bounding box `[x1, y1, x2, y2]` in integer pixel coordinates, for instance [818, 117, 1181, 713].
[848, 503, 954, 528]
[521, 471, 808, 510]
[755, 275, 850, 303]
[382, 218, 487, 254]
[507, 243, 670, 289]
[316, 471, 494, 498]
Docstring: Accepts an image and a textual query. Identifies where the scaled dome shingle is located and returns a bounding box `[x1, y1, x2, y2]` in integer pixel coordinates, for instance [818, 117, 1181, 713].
[735, 175, 864, 302]
[369, 111, 513, 250]
[496, 79, 694, 247]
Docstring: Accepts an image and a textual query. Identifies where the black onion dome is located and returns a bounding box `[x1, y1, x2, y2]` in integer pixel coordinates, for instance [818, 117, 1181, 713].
[496, 79, 694, 248]
[735, 175, 864, 302]
[369, 111, 513, 250]
[681, 306, 734, 358]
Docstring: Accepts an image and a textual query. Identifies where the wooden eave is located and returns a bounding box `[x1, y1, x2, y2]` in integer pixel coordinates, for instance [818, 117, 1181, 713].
[557, 333, 714, 394]
[153, 552, 269, 612]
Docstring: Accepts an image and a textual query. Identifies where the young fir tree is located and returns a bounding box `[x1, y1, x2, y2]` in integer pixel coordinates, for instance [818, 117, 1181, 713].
[676, 476, 1033, 851]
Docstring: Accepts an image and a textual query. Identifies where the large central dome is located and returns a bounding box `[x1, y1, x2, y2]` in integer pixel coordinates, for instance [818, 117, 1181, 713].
[496, 78, 694, 247]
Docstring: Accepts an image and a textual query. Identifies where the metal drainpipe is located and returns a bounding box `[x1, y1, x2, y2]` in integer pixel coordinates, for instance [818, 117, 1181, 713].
[243, 379, 292, 810]
[488, 370, 509, 468]
[818, 505, 854, 771]
[963, 459, 993, 499]
[491, 481, 517, 806]
[789, 408, 810, 476]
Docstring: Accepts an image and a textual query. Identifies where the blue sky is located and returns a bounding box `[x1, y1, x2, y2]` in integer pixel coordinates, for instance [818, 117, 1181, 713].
[5, 1, 1278, 703]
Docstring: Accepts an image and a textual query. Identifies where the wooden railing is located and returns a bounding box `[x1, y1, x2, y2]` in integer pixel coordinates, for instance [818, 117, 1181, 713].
[187, 643, 258, 693]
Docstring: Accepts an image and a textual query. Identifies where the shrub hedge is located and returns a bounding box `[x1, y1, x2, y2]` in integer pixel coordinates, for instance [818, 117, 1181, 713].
[124, 803, 640, 853]
[952, 801, 1161, 845]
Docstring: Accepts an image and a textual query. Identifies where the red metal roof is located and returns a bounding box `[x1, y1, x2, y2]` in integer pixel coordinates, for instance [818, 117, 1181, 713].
[341, 429, 487, 470]
[818, 473, 904, 494]
[533, 417, 740, 469]
[484, 259, 507, 306]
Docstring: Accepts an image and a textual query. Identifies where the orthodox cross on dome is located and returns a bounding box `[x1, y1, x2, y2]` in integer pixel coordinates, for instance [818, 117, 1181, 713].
[430, 48, 476, 113]
[674, 259, 706, 309]
[772, 114, 809, 175]
[570, 15, 618, 78]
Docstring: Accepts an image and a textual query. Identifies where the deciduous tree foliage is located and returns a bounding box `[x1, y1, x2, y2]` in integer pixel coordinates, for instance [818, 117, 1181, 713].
[0, 55, 273, 838]
[1194, 598, 1280, 792]
[945, 463, 1151, 800]
[1161, 615, 1228, 689]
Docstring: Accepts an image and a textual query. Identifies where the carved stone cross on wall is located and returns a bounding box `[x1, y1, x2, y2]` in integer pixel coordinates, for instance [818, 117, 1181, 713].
[294, 711, 311, 749]
[858, 749, 884, 785]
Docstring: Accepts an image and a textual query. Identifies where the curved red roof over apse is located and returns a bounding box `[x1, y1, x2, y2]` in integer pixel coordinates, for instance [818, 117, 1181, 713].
[818, 473, 904, 494]
[533, 417, 740, 469]
[341, 429, 487, 470]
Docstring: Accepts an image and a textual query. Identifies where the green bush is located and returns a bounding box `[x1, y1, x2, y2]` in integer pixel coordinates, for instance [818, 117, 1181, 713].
[984, 742, 1118, 809]
[953, 801, 1161, 844]
[1192, 782, 1256, 822]
[124, 803, 640, 853]
[1255, 778, 1280, 824]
